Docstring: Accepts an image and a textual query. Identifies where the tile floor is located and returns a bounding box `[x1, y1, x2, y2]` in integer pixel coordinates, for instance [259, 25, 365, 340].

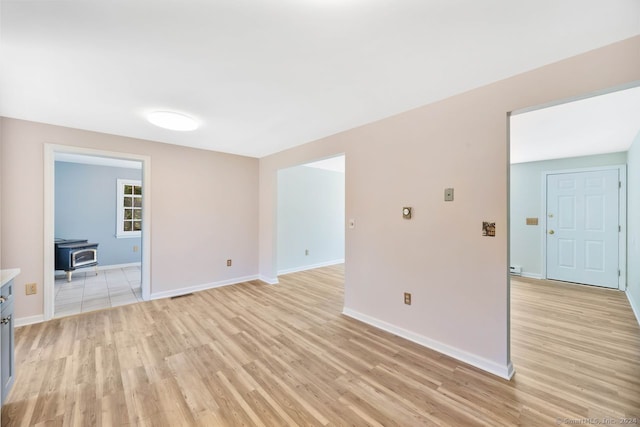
[54, 266, 142, 318]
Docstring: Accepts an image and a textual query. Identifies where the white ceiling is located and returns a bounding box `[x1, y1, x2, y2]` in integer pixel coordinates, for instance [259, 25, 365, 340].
[304, 155, 345, 173]
[55, 152, 142, 169]
[1, 1, 639, 158]
[510, 86, 640, 164]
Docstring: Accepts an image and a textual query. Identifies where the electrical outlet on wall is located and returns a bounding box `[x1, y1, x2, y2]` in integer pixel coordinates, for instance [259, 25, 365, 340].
[404, 292, 411, 305]
[133, 245, 139, 252]
[226, 259, 232, 267]
[305, 249, 309, 256]
[25, 283, 37, 295]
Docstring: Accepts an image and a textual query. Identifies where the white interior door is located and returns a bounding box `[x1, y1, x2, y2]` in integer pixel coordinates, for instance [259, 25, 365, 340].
[546, 169, 619, 288]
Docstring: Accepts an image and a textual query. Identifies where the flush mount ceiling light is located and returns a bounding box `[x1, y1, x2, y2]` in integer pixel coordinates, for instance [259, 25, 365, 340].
[147, 111, 198, 131]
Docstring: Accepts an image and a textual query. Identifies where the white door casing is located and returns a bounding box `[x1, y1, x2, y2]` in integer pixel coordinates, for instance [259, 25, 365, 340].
[44, 144, 152, 321]
[546, 168, 620, 289]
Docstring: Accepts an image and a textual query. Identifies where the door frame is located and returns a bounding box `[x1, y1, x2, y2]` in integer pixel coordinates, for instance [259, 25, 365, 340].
[541, 164, 627, 290]
[43, 144, 152, 321]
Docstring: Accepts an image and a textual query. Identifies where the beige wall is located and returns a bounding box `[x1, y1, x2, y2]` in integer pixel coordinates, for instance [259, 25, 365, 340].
[259, 36, 640, 376]
[1, 119, 259, 319]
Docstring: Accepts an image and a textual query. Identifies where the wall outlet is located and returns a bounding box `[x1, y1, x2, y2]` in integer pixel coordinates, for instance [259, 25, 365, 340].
[444, 188, 454, 201]
[133, 245, 139, 252]
[26, 283, 37, 295]
[404, 292, 411, 305]
[305, 249, 309, 256]
[226, 259, 232, 267]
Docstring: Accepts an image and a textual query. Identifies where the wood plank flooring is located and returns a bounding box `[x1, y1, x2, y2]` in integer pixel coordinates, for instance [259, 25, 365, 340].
[2, 266, 639, 426]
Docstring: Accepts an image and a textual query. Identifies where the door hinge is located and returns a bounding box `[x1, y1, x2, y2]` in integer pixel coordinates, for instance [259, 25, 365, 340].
[619, 225, 622, 232]
[619, 181, 622, 188]
[619, 269, 621, 277]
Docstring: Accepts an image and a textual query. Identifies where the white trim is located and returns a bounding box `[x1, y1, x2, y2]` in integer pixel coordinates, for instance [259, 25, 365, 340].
[44, 147, 55, 321]
[150, 275, 260, 300]
[541, 165, 627, 290]
[54, 262, 142, 277]
[520, 272, 543, 280]
[15, 315, 45, 328]
[44, 144, 152, 321]
[278, 259, 344, 276]
[627, 290, 640, 327]
[619, 166, 628, 291]
[342, 308, 515, 380]
[259, 275, 279, 285]
[96, 262, 142, 271]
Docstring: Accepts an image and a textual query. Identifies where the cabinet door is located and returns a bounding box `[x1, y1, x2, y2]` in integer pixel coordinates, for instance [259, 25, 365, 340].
[1, 306, 14, 404]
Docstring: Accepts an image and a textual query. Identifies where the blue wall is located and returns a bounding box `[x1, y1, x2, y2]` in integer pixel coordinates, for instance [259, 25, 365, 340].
[627, 132, 640, 324]
[510, 152, 627, 278]
[55, 161, 142, 267]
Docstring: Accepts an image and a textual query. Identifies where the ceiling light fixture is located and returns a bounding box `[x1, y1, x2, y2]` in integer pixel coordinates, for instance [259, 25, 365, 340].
[147, 111, 199, 131]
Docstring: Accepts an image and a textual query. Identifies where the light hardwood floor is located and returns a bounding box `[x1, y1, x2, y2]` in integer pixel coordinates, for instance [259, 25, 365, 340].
[3, 266, 639, 426]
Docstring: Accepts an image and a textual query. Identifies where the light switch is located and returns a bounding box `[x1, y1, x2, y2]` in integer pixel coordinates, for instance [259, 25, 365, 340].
[444, 188, 454, 201]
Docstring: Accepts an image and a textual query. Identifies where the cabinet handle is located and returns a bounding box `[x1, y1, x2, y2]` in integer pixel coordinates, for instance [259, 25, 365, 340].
[0, 296, 6, 304]
[1, 315, 10, 325]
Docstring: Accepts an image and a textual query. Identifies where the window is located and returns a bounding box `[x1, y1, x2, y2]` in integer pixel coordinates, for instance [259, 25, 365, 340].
[117, 179, 142, 238]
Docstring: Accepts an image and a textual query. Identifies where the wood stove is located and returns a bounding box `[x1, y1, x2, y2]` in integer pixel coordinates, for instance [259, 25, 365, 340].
[55, 239, 99, 282]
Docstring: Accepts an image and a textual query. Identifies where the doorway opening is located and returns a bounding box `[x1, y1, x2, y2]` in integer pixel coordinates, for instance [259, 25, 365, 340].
[509, 84, 639, 289]
[44, 144, 152, 320]
[276, 154, 345, 276]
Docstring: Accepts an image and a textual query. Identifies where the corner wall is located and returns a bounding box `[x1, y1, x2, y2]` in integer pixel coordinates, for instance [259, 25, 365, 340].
[627, 131, 640, 325]
[259, 36, 640, 378]
[1, 119, 259, 319]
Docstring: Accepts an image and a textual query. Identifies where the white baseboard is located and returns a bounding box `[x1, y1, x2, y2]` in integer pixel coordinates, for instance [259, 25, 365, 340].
[627, 289, 640, 327]
[54, 262, 142, 277]
[342, 307, 514, 380]
[259, 275, 279, 285]
[520, 272, 543, 279]
[15, 314, 45, 328]
[150, 275, 260, 300]
[278, 259, 345, 276]
[97, 262, 142, 271]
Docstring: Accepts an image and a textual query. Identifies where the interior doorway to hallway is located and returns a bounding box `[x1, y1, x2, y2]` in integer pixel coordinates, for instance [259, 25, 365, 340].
[509, 84, 637, 289]
[276, 154, 346, 277]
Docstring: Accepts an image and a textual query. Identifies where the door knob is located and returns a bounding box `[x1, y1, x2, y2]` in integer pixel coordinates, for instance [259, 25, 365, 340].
[548, 230, 555, 235]
[0, 296, 5, 304]
[548, 213, 554, 218]
[1, 315, 10, 325]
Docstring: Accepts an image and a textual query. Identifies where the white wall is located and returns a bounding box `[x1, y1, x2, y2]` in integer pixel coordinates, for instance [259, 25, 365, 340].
[510, 152, 627, 278]
[627, 131, 640, 324]
[259, 36, 640, 379]
[277, 165, 345, 274]
[1, 119, 259, 319]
